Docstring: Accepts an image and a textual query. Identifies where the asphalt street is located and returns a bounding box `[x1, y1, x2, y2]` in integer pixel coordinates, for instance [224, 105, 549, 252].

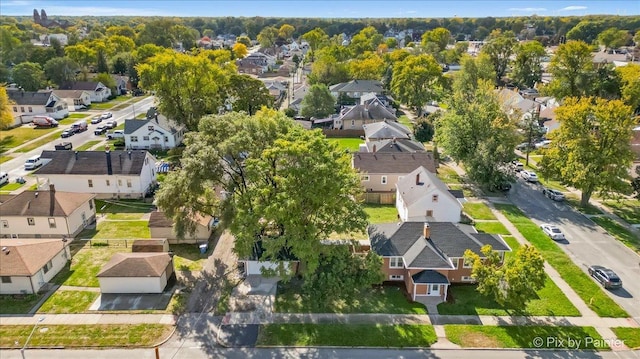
[2, 96, 156, 180]
[508, 176, 640, 322]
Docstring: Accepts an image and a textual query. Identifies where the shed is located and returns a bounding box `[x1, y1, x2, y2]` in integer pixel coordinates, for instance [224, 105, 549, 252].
[131, 239, 169, 253]
[97, 253, 174, 294]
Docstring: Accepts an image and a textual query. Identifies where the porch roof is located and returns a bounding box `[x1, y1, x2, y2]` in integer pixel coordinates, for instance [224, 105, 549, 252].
[412, 270, 450, 284]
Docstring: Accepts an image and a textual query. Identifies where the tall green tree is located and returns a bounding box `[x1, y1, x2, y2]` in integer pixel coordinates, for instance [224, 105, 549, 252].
[44, 57, 79, 87]
[11, 62, 46, 91]
[347, 53, 385, 80]
[616, 64, 640, 112]
[390, 54, 443, 116]
[96, 48, 109, 74]
[539, 97, 635, 206]
[308, 55, 349, 85]
[302, 28, 329, 60]
[544, 40, 595, 100]
[278, 24, 295, 40]
[136, 19, 175, 47]
[155, 110, 370, 281]
[481, 29, 517, 85]
[350, 26, 383, 56]
[566, 20, 603, 44]
[227, 74, 273, 115]
[0, 87, 15, 129]
[257, 26, 279, 49]
[598, 28, 629, 51]
[511, 40, 545, 88]
[236, 36, 251, 47]
[137, 51, 230, 130]
[421, 27, 451, 51]
[300, 84, 335, 119]
[464, 244, 546, 313]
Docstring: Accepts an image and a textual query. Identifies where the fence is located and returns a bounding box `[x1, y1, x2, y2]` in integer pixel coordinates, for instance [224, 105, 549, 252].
[361, 192, 396, 204]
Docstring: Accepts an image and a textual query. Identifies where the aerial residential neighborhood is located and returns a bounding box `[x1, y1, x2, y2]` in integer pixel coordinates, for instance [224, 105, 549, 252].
[0, 1, 639, 358]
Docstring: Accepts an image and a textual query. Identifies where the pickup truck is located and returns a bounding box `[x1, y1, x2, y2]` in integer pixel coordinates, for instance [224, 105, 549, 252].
[106, 130, 125, 140]
[54, 142, 73, 150]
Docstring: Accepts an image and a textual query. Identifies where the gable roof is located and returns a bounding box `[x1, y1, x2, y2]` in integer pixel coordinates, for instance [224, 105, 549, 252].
[97, 252, 172, 277]
[366, 138, 426, 153]
[7, 90, 52, 106]
[353, 153, 437, 174]
[397, 166, 459, 207]
[339, 103, 398, 122]
[0, 239, 66, 276]
[363, 120, 411, 140]
[60, 81, 105, 91]
[0, 189, 94, 217]
[127, 107, 184, 135]
[330, 80, 384, 94]
[36, 150, 153, 176]
[52, 90, 89, 99]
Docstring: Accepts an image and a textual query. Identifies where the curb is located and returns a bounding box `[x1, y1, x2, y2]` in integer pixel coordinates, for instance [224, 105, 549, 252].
[254, 345, 618, 352]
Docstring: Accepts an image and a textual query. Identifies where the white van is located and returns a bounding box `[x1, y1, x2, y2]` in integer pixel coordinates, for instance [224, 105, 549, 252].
[24, 155, 43, 170]
[0, 172, 8, 186]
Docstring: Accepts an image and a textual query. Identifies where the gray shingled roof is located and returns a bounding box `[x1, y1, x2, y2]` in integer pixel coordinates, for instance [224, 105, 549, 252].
[36, 150, 151, 175]
[366, 139, 426, 153]
[353, 152, 437, 174]
[363, 120, 411, 140]
[7, 90, 52, 106]
[471, 233, 511, 251]
[60, 81, 103, 91]
[52, 90, 88, 99]
[396, 166, 459, 207]
[339, 103, 397, 122]
[412, 270, 450, 284]
[330, 80, 384, 94]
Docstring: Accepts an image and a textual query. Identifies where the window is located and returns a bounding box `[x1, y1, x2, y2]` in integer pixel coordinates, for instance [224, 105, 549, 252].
[43, 260, 53, 274]
[48, 218, 56, 228]
[88, 179, 93, 188]
[360, 175, 370, 181]
[389, 275, 404, 281]
[20, 106, 24, 112]
[12, 106, 17, 112]
[131, 136, 138, 142]
[27, 218, 35, 226]
[28, 107, 32, 113]
[426, 210, 433, 217]
[148, 125, 155, 131]
[389, 257, 403, 268]
[431, 284, 439, 291]
[89, 200, 94, 210]
[463, 258, 473, 268]
[143, 136, 149, 141]
[381, 176, 387, 184]
[1, 276, 11, 284]
[106, 179, 110, 186]
[432, 194, 439, 202]
[1, 220, 7, 228]
[126, 179, 132, 188]
[164, 136, 169, 142]
[461, 276, 475, 282]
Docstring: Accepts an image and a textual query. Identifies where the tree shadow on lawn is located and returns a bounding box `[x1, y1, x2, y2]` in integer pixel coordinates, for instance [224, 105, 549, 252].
[438, 284, 541, 317]
[0, 135, 14, 154]
[496, 325, 605, 350]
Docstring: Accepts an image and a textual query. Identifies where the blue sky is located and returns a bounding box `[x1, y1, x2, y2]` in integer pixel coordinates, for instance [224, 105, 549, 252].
[1, 1, 638, 18]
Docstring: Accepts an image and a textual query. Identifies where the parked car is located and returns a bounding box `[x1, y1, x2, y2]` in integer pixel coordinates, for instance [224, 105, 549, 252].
[535, 140, 552, 149]
[104, 120, 118, 129]
[71, 121, 88, 133]
[100, 112, 113, 120]
[61, 129, 74, 138]
[90, 116, 102, 124]
[24, 155, 43, 170]
[491, 181, 512, 192]
[511, 160, 524, 172]
[94, 125, 107, 135]
[32, 116, 59, 128]
[132, 88, 145, 96]
[0, 172, 8, 186]
[107, 130, 125, 140]
[540, 223, 565, 241]
[54, 142, 73, 150]
[588, 265, 622, 289]
[542, 188, 565, 201]
[516, 142, 534, 151]
[521, 170, 538, 182]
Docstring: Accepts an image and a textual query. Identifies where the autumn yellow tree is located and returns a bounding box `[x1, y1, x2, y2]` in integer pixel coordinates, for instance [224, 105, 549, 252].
[232, 43, 248, 58]
[0, 87, 15, 129]
[278, 24, 295, 40]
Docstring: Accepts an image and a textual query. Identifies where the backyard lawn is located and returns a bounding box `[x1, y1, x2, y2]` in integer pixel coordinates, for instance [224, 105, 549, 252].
[463, 202, 496, 220]
[0, 182, 24, 193]
[445, 325, 606, 349]
[275, 283, 426, 314]
[257, 324, 437, 347]
[171, 244, 208, 271]
[437, 165, 462, 184]
[364, 203, 399, 223]
[79, 220, 150, 239]
[328, 137, 362, 152]
[0, 294, 43, 314]
[37, 290, 100, 314]
[96, 199, 155, 219]
[474, 221, 510, 235]
[0, 126, 57, 152]
[53, 247, 128, 287]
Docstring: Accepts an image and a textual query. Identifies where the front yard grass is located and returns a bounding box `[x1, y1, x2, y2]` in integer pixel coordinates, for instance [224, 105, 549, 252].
[171, 244, 208, 271]
[602, 199, 640, 225]
[0, 182, 24, 192]
[397, 115, 414, 129]
[37, 290, 99, 314]
[67, 113, 90, 119]
[275, 283, 426, 314]
[445, 325, 607, 349]
[327, 137, 362, 152]
[257, 324, 436, 347]
[53, 247, 128, 287]
[474, 221, 510, 235]
[76, 140, 102, 151]
[0, 126, 57, 152]
[0, 324, 173, 348]
[463, 202, 497, 220]
[0, 294, 43, 314]
[565, 194, 603, 215]
[437, 165, 462, 184]
[447, 183, 476, 198]
[78, 220, 150, 239]
[590, 216, 639, 254]
[16, 131, 62, 153]
[494, 203, 628, 318]
[612, 328, 640, 349]
[364, 203, 399, 223]
[0, 155, 13, 163]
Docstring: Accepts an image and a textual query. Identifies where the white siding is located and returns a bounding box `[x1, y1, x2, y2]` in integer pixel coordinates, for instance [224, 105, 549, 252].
[405, 193, 461, 223]
[126, 123, 183, 150]
[0, 248, 68, 294]
[0, 276, 33, 295]
[99, 273, 167, 294]
[0, 198, 94, 238]
[245, 261, 293, 276]
[39, 172, 156, 199]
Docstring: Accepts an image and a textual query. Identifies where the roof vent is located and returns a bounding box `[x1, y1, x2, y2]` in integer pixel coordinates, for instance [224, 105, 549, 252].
[1, 247, 7, 252]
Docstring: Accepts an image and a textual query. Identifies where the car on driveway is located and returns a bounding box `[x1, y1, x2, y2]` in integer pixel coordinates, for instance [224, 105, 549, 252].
[90, 116, 102, 124]
[521, 170, 538, 182]
[535, 140, 552, 149]
[511, 160, 524, 172]
[94, 125, 107, 135]
[540, 223, 565, 241]
[107, 130, 125, 140]
[542, 188, 565, 201]
[100, 112, 113, 120]
[104, 120, 118, 129]
[60, 129, 74, 138]
[588, 265, 623, 289]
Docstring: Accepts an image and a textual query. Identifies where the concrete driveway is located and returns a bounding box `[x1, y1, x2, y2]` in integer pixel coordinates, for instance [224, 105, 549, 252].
[507, 178, 640, 322]
[89, 290, 174, 311]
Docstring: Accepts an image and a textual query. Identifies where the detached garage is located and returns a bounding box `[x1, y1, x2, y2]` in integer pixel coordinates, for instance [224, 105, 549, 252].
[97, 253, 174, 294]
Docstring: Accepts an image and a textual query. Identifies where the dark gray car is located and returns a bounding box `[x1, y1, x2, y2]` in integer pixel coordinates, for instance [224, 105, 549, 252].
[588, 265, 622, 289]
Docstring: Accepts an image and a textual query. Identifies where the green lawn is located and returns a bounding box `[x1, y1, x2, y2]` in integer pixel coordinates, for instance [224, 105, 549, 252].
[0, 324, 173, 348]
[603, 199, 640, 224]
[0, 294, 42, 314]
[494, 203, 628, 318]
[328, 137, 362, 152]
[445, 325, 607, 349]
[437, 165, 462, 184]
[37, 290, 99, 313]
[0, 126, 57, 152]
[448, 183, 476, 198]
[463, 202, 496, 220]
[590, 216, 639, 254]
[76, 140, 102, 151]
[474, 221, 510, 235]
[612, 328, 640, 349]
[67, 113, 90, 119]
[89, 96, 130, 111]
[16, 131, 62, 153]
[257, 324, 436, 347]
[364, 203, 399, 223]
[397, 115, 414, 129]
[78, 220, 150, 239]
[0, 182, 24, 192]
[565, 194, 603, 215]
[53, 247, 128, 287]
[275, 284, 427, 314]
[171, 244, 208, 271]
[0, 155, 13, 163]
[95, 199, 155, 219]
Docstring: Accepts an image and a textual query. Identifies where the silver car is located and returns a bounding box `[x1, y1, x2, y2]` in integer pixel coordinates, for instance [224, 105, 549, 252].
[540, 223, 565, 241]
[542, 188, 565, 201]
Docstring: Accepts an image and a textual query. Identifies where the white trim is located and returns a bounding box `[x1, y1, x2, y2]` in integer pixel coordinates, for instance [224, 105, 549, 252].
[389, 274, 404, 280]
[388, 257, 403, 268]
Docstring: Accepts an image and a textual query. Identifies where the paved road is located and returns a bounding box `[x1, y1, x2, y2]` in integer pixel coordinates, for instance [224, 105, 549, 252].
[2, 348, 639, 359]
[2, 96, 155, 181]
[507, 177, 640, 322]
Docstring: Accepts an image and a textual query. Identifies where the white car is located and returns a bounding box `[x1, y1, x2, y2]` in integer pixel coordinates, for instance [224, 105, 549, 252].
[521, 170, 538, 182]
[540, 224, 565, 241]
[100, 112, 113, 120]
[535, 140, 552, 149]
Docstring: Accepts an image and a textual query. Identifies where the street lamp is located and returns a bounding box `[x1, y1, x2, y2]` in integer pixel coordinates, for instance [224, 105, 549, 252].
[20, 316, 45, 359]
